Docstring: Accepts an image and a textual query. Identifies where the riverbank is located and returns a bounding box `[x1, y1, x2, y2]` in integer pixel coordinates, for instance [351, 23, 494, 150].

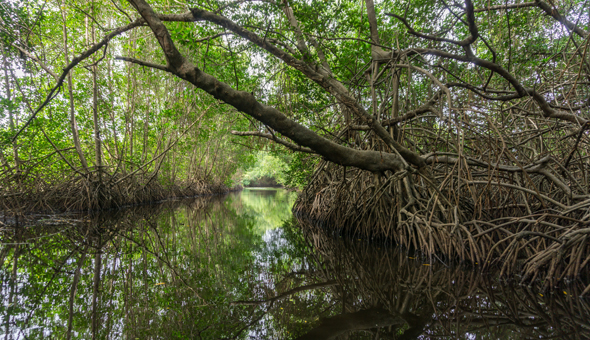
[294, 162, 590, 291]
[0, 171, 240, 216]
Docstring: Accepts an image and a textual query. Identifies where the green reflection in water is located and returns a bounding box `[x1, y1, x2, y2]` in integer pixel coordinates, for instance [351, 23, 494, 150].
[1, 189, 589, 339]
[234, 188, 298, 233]
[0, 189, 317, 339]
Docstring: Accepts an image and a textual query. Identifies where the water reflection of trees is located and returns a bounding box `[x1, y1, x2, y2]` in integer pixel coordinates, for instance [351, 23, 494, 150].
[0, 196, 270, 339]
[2, 195, 588, 339]
[237, 189, 297, 232]
[296, 219, 590, 339]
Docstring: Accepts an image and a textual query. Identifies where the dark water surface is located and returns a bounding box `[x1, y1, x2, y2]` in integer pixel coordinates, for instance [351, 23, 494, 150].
[1, 188, 589, 339]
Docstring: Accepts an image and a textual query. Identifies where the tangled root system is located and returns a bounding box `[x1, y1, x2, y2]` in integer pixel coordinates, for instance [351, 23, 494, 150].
[295, 158, 590, 289]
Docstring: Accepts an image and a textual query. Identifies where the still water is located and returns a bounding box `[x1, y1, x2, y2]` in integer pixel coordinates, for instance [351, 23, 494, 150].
[1, 188, 588, 339]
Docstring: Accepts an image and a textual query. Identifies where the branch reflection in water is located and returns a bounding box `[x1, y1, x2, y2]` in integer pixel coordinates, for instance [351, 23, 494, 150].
[0, 188, 587, 339]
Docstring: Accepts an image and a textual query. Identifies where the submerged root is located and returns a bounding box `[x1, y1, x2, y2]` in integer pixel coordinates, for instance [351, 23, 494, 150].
[294, 161, 590, 286]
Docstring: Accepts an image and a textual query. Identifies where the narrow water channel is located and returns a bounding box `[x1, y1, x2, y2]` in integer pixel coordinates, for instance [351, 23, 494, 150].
[1, 188, 588, 339]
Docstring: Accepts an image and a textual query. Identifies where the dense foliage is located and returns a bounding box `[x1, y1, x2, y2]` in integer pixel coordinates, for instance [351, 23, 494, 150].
[1, 0, 589, 281]
[2, 1, 589, 337]
[0, 0, 277, 212]
[240, 151, 290, 186]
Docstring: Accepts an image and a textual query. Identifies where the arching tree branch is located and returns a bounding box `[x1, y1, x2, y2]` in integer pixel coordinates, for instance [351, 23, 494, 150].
[123, 0, 407, 173]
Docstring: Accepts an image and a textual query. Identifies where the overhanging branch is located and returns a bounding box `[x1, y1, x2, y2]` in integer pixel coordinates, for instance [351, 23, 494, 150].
[123, 0, 407, 174]
[10, 18, 147, 142]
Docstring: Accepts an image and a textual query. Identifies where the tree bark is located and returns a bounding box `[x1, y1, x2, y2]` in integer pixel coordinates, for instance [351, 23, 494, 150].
[120, 0, 407, 174]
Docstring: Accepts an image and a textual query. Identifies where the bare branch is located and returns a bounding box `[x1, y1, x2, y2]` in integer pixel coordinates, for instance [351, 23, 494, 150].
[230, 280, 336, 306]
[536, 0, 588, 39]
[114, 56, 169, 71]
[231, 131, 315, 153]
[194, 31, 231, 43]
[9, 43, 58, 80]
[474, 2, 536, 12]
[387, 0, 478, 47]
[405, 48, 589, 125]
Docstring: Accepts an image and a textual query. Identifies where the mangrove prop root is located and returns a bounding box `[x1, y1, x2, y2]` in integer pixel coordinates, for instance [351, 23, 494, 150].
[295, 161, 590, 285]
[0, 168, 230, 215]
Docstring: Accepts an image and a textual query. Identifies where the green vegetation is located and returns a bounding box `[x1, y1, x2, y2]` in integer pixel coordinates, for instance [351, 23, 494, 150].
[0, 0, 589, 287]
[240, 151, 289, 187]
[2, 191, 588, 339]
[238, 188, 298, 231]
[2, 1, 590, 337]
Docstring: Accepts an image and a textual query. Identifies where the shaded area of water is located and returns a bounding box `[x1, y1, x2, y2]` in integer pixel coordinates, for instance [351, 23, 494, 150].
[1, 188, 588, 339]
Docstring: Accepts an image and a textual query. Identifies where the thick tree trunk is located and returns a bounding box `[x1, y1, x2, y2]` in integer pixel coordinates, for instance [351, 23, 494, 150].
[120, 0, 407, 174]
